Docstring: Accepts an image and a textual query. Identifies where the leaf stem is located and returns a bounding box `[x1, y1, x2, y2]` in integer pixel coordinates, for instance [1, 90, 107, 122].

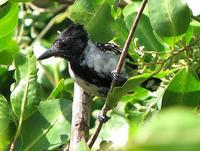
[10, 80, 30, 151]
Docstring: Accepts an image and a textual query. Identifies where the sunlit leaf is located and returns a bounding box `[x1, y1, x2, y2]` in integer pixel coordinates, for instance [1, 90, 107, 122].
[148, 0, 191, 37]
[14, 99, 72, 151]
[0, 39, 20, 65]
[76, 139, 90, 151]
[162, 68, 200, 107]
[0, 32, 13, 51]
[127, 107, 200, 151]
[0, 2, 18, 38]
[68, 0, 115, 42]
[48, 79, 65, 100]
[125, 13, 165, 51]
[107, 73, 152, 108]
[123, 1, 148, 17]
[11, 50, 40, 120]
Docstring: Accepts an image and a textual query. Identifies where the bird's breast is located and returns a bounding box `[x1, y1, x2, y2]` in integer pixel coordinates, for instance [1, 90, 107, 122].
[68, 63, 108, 97]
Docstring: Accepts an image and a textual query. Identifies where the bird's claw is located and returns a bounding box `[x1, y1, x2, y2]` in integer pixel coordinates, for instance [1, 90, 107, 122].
[97, 114, 110, 123]
[111, 70, 125, 85]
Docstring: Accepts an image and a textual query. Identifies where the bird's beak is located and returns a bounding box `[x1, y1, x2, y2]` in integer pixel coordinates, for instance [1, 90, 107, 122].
[38, 47, 63, 60]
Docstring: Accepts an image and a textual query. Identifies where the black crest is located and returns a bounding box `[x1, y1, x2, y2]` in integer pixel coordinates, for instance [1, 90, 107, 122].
[55, 23, 88, 58]
[57, 23, 88, 44]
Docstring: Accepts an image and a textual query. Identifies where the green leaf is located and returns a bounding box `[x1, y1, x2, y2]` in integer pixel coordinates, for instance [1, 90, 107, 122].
[15, 99, 72, 151]
[125, 13, 165, 51]
[162, 68, 200, 107]
[48, 79, 65, 100]
[161, 35, 183, 47]
[148, 0, 191, 37]
[121, 87, 149, 103]
[123, 1, 148, 17]
[92, 113, 128, 149]
[191, 20, 200, 36]
[0, 32, 13, 51]
[111, 18, 138, 59]
[0, 94, 10, 134]
[11, 50, 39, 120]
[0, 39, 20, 65]
[184, 25, 194, 45]
[0, 2, 18, 38]
[107, 73, 152, 108]
[127, 107, 200, 151]
[68, 0, 115, 42]
[76, 139, 90, 151]
[47, 78, 74, 100]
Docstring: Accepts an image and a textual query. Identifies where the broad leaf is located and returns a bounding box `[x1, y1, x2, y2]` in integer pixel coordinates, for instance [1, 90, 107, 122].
[127, 107, 200, 151]
[11, 50, 39, 120]
[123, 2, 148, 17]
[0, 39, 20, 65]
[68, 0, 115, 42]
[48, 79, 65, 100]
[162, 68, 200, 107]
[125, 13, 165, 51]
[148, 0, 191, 37]
[14, 99, 72, 151]
[184, 25, 194, 45]
[107, 73, 152, 108]
[0, 32, 13, 51]
[111, 18, 138, 59]
[0, 2, 18, 38]
[76, 139, 90, 151]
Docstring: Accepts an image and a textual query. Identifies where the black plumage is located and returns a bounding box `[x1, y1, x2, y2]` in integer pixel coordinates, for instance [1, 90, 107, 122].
[38, 23, 160, 97]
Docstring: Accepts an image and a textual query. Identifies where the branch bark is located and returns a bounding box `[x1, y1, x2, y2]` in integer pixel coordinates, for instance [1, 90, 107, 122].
[65, 71, 91, 151]
[192, 15, 200, 23]
[87, 0, 148, 148]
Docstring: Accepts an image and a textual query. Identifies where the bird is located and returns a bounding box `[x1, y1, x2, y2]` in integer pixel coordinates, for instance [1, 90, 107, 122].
[38, 23, 160, 97]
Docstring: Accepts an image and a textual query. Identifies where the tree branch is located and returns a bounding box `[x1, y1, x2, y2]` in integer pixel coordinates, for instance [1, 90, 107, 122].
[65, 66, 91, 151]
[192, 15, 200, 23]
[87, 0, 148, 148]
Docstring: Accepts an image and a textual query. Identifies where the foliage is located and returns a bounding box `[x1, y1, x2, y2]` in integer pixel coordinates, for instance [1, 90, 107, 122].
[0, 0, 200, 150]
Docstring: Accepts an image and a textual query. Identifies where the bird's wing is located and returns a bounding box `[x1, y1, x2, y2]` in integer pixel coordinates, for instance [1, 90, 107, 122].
[95, 42, 122, 55]
[95, 42, 136, 62]
[95, 42, 137, 69]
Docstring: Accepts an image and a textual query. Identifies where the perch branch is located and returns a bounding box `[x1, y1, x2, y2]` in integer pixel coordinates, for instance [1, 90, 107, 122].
[65, 66, 91, 151]
[87, 0, 148, 148]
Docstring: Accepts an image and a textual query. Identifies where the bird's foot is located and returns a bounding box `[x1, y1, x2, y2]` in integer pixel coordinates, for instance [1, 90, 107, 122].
[97, 114, 110, 123]
[111, 70, 126, 86]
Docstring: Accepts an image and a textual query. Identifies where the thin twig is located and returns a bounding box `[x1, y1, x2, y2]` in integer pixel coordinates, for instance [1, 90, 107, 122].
[192, 15, 200, 23]
[87, 0, 148, 148]
[87, 104, 109, 148]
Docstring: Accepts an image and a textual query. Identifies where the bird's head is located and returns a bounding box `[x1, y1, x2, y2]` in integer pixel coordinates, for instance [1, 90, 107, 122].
[38, 23, 88, 61]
